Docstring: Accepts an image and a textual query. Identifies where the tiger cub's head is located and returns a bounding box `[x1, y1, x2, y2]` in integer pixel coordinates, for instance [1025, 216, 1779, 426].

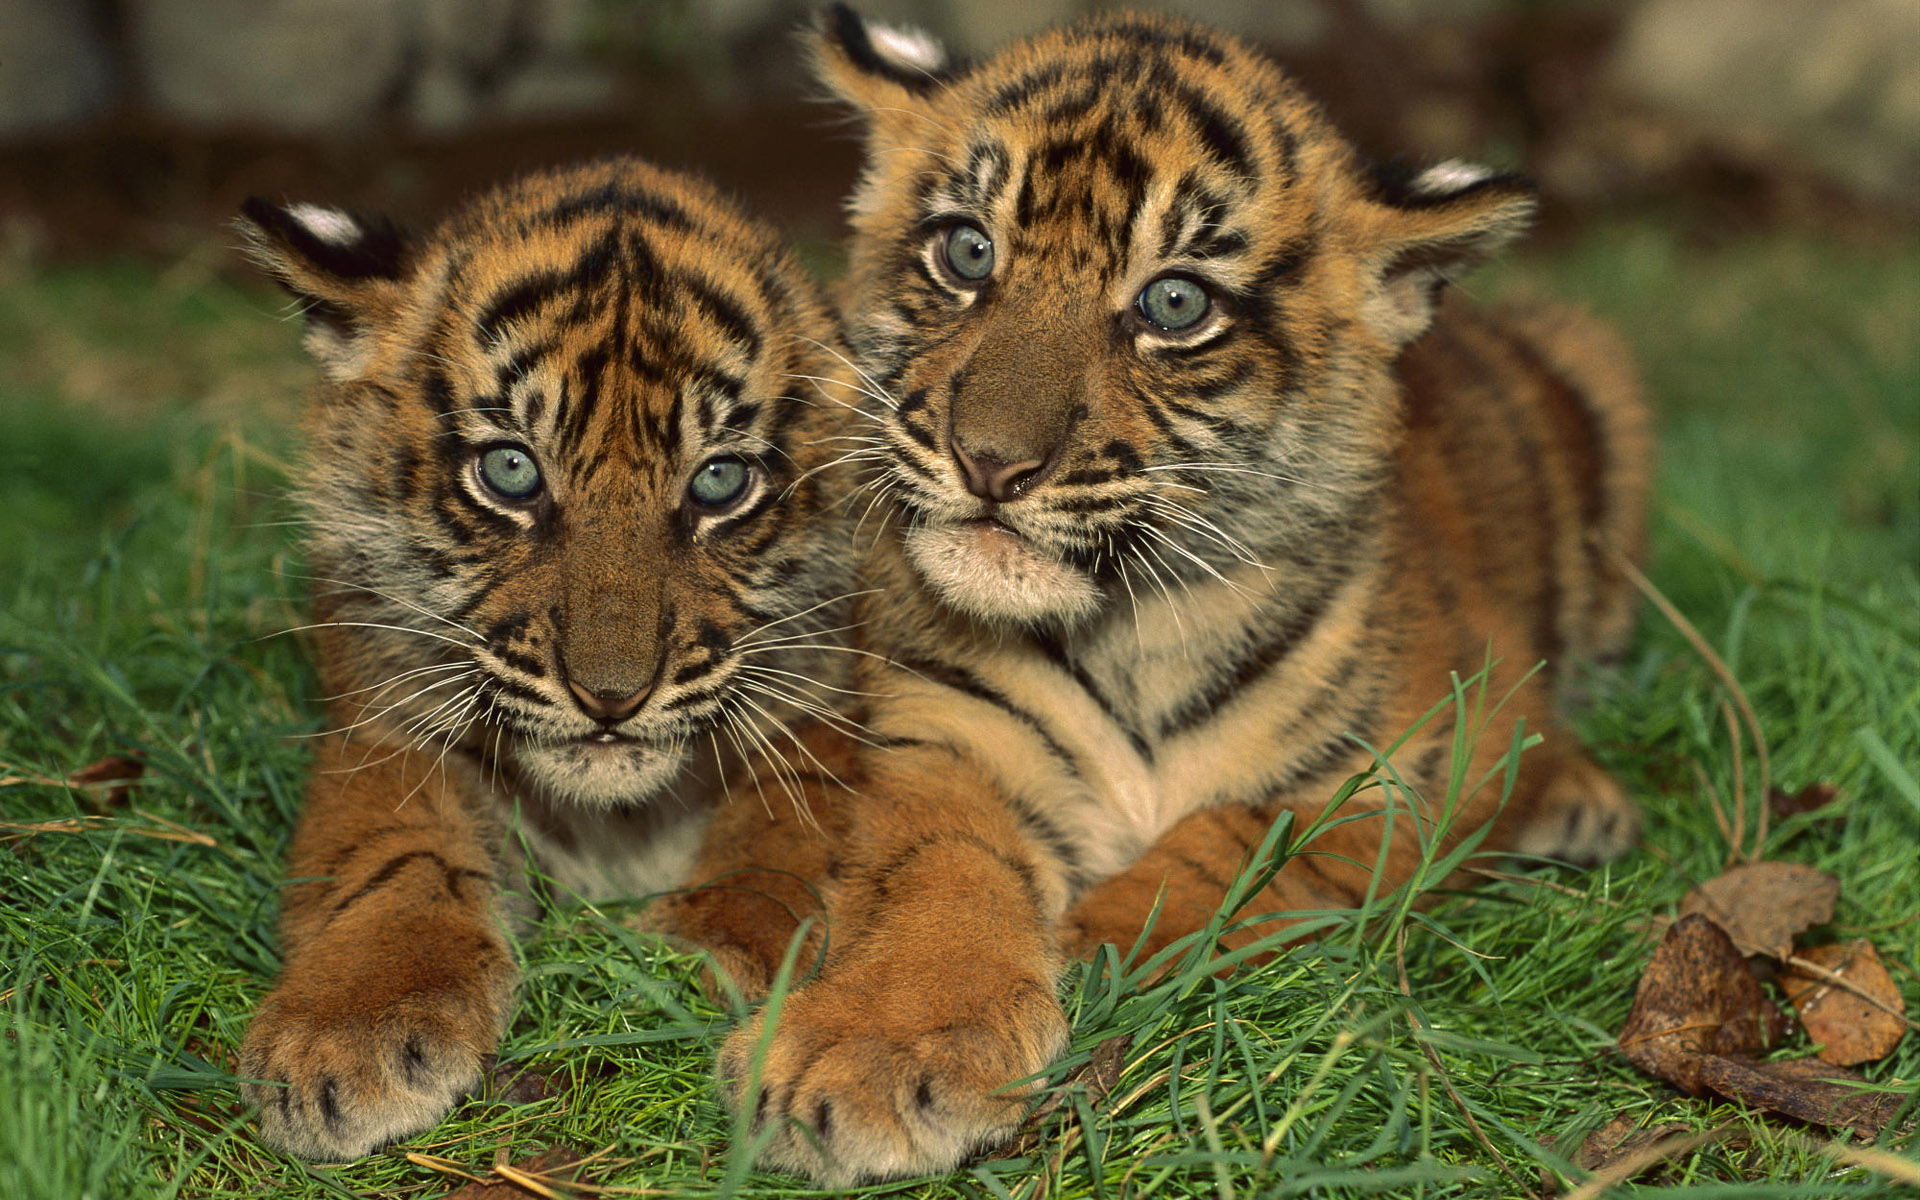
[241, 158, 851, 806]
[812, 8, 1536, 628]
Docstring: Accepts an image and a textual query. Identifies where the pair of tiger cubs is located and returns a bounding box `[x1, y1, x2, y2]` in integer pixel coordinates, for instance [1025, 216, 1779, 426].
[236, 6, 1650, 1185]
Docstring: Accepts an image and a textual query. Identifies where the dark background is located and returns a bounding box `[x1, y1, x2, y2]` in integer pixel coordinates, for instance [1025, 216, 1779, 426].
[3, 0, 1915, 268]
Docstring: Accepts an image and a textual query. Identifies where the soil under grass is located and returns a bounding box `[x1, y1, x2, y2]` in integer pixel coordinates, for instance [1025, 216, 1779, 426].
[2, 221, 1915, 1198]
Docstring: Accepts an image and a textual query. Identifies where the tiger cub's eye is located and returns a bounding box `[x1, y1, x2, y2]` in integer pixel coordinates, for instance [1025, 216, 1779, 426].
[943, 224, 995, 282]
[1138, 276, 1211, 331]
[478, 445, 541, 499]
[688, 457, 751, 509]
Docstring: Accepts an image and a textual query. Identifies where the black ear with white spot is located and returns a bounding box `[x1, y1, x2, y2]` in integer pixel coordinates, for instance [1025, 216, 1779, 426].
[1358, 160, 1537, 348]
[810, 4, 955, 111]
[235, 197, 413, 381]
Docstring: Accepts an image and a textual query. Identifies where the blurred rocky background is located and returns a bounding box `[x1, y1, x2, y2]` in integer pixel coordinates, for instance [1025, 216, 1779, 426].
[1, 0, 1915, 263]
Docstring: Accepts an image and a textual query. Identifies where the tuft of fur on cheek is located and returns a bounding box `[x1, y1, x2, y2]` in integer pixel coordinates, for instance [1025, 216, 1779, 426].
[513, 739, 688, 809]
[903, 523, 1103, 628]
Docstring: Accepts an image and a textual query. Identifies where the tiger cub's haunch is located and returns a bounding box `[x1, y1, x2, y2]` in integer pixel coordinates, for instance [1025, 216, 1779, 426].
[672, 8, 1651, 1184]
[235, 157, 856, 1160]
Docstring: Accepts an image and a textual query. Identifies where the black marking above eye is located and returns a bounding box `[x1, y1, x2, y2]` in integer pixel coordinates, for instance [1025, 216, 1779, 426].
[477, 444, 541, 499]
[1138, 275, 1210, 331]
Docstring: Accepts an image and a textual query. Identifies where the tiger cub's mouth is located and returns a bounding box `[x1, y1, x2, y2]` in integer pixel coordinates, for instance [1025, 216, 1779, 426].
[903, 513, 1102, 627]
[510, 728, 686, 809]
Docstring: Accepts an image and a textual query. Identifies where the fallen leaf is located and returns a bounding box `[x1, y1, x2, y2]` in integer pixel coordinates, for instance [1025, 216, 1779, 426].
[1697, 1055, 1906, 1137]
[489, 1061, 564, 1106]
[1618, 914, 1786, 1094]
[996, 1034, 1132, 1159]
[1768, 782, 1842, 821]
[1076, 1032, 1132, 1102]
[1782, 940, 1908, 1065]
[1571, 1115, 1694, 1171]
[65, 754, 144, 810]
[1679, 862, 1839, 959]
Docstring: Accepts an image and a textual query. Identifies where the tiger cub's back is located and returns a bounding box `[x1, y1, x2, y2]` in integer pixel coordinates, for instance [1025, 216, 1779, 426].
[1396, 294, 1651, 697]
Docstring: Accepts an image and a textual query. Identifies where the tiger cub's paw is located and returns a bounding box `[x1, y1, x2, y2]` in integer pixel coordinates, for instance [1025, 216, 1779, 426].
[643, 876, 824, 1005]
[1511, 755, 1642, 867]
[240, 938, 515, 1160]
[717, 960, 1068, 1185]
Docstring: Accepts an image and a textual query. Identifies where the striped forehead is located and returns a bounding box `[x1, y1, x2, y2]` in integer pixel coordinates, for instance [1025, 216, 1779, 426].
[935, 31, 1298, 271]
[432, 208, 784, 483]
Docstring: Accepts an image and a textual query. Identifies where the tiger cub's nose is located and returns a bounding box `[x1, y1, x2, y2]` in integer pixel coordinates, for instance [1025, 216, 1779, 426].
[952, 433, 1052, 503]
[566, 678, 651, 724]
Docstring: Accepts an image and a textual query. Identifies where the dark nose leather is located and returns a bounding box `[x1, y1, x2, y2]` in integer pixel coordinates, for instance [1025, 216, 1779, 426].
[566, 678, 650, 723]
[952, 433, 1050, 503]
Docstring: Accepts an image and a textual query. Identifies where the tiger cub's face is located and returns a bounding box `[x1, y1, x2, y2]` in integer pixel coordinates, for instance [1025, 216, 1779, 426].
[242, 159, 849, 806]
[813, 9, 1536, 629]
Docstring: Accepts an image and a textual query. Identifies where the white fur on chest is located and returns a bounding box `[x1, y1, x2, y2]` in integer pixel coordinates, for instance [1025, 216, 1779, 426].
[889, 564, 1291, 879]
[484, 762, 719, 905]
[519, 799, 715, 902]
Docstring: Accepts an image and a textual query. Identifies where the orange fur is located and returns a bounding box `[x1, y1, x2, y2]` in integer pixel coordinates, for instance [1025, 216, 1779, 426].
[235, 158, 860, 1159]
[656, 9, 1654, 1185]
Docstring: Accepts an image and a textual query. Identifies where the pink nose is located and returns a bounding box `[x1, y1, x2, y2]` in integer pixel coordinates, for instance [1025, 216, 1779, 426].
[566, 679, 650, 723]
[952, 434, 1050, 503]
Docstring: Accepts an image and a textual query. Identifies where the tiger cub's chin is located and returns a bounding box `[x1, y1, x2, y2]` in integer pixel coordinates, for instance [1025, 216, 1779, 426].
[904, 519, 1102, 627]
[513, 737, 688, 810]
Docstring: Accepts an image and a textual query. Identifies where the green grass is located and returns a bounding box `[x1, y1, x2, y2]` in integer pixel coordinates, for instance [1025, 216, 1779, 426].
[2, 222, 1916, 1199]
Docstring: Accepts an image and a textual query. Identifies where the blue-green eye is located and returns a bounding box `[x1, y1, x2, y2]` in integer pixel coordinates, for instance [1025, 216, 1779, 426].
[943, 224, 994, 282]
[688, 457, 751, 509]
[1137, 276, 1211, 331]
[478, 445, 541, 499]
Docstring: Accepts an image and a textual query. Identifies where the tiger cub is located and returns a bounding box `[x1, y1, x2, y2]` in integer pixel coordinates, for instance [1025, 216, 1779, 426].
[233, 157, 859, 1160]
[664, 7, 1652, 1184]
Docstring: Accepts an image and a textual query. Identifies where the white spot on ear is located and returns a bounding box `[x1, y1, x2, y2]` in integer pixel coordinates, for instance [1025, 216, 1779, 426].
[867, 20, 947, 74]
[1412, 159, 1493, 196]
[288, 203, 362, 246]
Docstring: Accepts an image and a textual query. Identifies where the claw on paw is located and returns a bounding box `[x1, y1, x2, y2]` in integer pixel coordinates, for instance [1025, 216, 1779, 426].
[719, 968, 1068, 1184]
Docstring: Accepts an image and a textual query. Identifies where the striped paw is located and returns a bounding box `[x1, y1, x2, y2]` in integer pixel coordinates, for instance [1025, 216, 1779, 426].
[1511, 755, 1641, 867]
[719, 960, 1068, 1185]
[240, 923, 515, 1160]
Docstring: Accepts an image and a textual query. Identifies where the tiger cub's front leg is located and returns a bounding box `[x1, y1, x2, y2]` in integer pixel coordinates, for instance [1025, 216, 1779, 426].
[240, 731, 515, 1160]
[645, 722, 862, 1002]
[1061, 739, 1641, 965]
[714, 746, 1070, 1186]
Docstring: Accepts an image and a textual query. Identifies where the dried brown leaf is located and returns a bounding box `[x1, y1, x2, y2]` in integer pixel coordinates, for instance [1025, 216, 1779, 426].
[489, 1061, 565, 1106]
[1679, 862, 1839, 959]
[1558, 1126, 1734, 1200]
[996, 1034, 1132, 1159]
[1077, 1032, 1131, 1102]
[65, 754, 144, 810]
[1783, 940, 1908, 1065]
[1618, 913, 1786, 1094]
[1768, 782, 1842, 821]
[1572, 1115, 1694, 1171]
[1697, 1055, 1906, 1137]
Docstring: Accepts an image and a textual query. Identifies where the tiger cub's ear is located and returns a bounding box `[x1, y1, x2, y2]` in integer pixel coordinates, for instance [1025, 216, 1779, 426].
[1353, 160, 1538, 349]
[236, 198, 414, 382]
[807, 4, 954, 118]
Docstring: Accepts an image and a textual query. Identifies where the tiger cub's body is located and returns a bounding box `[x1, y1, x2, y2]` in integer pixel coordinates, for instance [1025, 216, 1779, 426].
[235, 158, 858, 1160]
[662, 8, 1651, 1184]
